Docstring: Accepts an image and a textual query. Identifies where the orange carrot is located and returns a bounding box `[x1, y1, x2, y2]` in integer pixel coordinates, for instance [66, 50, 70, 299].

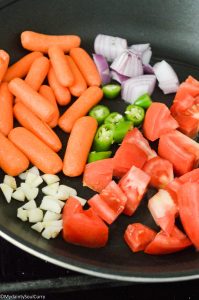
[70, 47, 101, 87]
[9, 127, 63, 174]
[39, 85, 59, 128]
[0, 82, 13, 136]
[8, 78, 55, 123]
[21, 31, 81, 53]
[48, 66, 71, 106]
[0, 131, 29, 176]
[0, 50, 10, 82]
[66, 55, 87, 97]
[58, 86, 103, 132]
[48, 46, 74, 87]
[4, 51, 43, 82]
[15, 56, 50, 103]
[63, 116, 98, 176]
[14, 102, 62, 152]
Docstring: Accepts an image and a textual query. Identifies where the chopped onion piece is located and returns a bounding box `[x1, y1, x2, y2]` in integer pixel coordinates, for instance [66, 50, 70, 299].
[130, 43, 152, 65]
[74, 196, 87, 206]
[40, 196, 62, 214]
[111, 70, 129, 83]
[18, 171, 27, 181]
[22, 200, 37, 210]
[17, 207, 28, 222]
[42, 174, 60, 185]
[27, 208, 43, 223]
[93, 54, 111, 85]
[12, 187, 25, 202]
[57, 185, 77, 200]
[25, 172, 43, 187]
[43, 211, 62, 222]
[42, 226, 62, 239]
[21, 183, 39, 201]
[3, 175, 17, 190]
[28, 166, 40, 176]
[31, 222, 44, 233]
[111, 49, 143, 78]
[42, 220, 63, 229]
[143, 64, 154, 74]
[94, 34, 127, 62]
[121, 75, 156, 103]
[153, 60, 179, 94]
[0, 183, 13, 203]
[42, 182, 59, 196]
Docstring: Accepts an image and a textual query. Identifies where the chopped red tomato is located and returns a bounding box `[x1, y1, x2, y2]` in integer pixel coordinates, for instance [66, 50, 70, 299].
[148, 189, 178, 234]
[119, 166, 150, 216]
[122, 128, 157, 160]
[158, 131, 196, 175]
[171, 113, 198, 138]
[83, 158, 113, 192]
[178, 182, 199, 250]
[165, 178, 182, 205]
[88, 181, 127, 224]
[144, 226, 192, 255]
[62, 196, 83, 217]
[143, 102, 179, 141]
[63, 206, 109, 248]
[124, 223, 156, 252]
[143, 156, 174, 189]
[113, 142, 148, 178]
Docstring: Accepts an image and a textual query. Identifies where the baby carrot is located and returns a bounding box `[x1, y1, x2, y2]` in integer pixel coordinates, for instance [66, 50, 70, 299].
[66, 55, 87, 97]
[14, 102, 62, 152]
[48, 46, 74, 87]
[58, 86, 103, 133]
[70, 47, 101, 87]
[0, 82, 13, 136]
[48, 66, 71, 106]
[9, 127, 63, 174]
[8, 78, 55, 123]
[39, 85, 59, 128]
[21, 31, 81, 53]
[63, 116, 98, 177]
[4, 51, 43, 82]
[15, 56, 50, 103]
[0, 50, 10, 82]
[0, 131, 29, 176]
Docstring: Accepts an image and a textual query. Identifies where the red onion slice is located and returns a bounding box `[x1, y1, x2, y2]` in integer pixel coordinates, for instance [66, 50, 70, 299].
[94, 34, 127, 62]
[153, 60, 179, 94]
[92, 53, 111, 85]
[121, 75, 156, 104]
[110, 49, 143, 78]
[111, 70, 129, 84]
[143, 64, 154, 74]
[129, 44, 152, 65]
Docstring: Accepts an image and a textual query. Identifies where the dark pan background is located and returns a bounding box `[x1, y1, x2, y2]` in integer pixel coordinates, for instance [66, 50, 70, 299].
[0, 0, 199, 282]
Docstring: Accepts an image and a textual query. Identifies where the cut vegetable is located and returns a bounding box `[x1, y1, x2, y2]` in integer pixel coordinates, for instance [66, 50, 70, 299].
[22, 199, 37, 210]
[57, 185, 76, 200]
[3, 175, 17, 190]
[89, 105, 110, 125]
[42, 174, 60, 185]
[42, 182, 59, 196]
[134, 93, 152, 109]
[102, 84, 121, 99]
[92, 54, 111, 85]
[31, 222, 44, 233]
[43, 211, 62, 222]
[20, 183, 39, 201]
[17, 207, 28, 222]
[12, 187, 25, 202]
[130, 43, 152, 65]
[40, 196, 62, 213]
[93, 123, 114, 151]
[0, 183, 13, 203]
[73, 196, 87, 206]
[25, 172, 43, 187]
[88, 151, 112, 163]
[113, 121, 133, 143]
[125, 104, 145, 126]
[27, 208, 43, 223]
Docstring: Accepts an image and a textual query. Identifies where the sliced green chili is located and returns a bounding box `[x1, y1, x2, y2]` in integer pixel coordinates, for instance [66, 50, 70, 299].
[89, 105, 110, 125]
[104, 112, 124, 126]
[88, 151, 112, 163]
[93, 123, 115, 151]
[134, 93, 152, 109]
[125, 104, 145, 126]
[102, 84, 121, 99]
[113, 121, 133, 144]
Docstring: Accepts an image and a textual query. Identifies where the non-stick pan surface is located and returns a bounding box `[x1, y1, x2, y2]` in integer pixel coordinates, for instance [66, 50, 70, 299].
[0, 0, 199, 282]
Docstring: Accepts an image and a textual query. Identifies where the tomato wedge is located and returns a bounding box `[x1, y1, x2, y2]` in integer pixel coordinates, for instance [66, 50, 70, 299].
[143, 102, 178, 141]
[143, 156, 174, 189]
[178, 182, 199, 249]
[83, 158, 113, 192]
[124, 223, 157, 252]
[148, 189, 178, 234]
[88, 181, 127, 224]
[172, 113, 198, 138]
[113, 142, 148, 178]
[63, 199, 108, 248]
[119, 166, 150, 216]
[144, 226, 192, 255]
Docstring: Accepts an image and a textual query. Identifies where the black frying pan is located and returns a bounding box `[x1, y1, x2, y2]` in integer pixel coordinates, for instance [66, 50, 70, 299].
[0, 0, 199, 282]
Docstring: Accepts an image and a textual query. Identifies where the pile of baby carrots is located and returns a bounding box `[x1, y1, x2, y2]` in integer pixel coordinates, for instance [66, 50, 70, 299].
[0, 31, 103, 178]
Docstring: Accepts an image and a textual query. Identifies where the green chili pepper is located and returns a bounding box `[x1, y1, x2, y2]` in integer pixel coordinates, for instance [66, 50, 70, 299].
[125, 104, 145, 126]
[88, 151, 112, 163]
[93, 123, 115, 151]
[104, 112, 124, 126]
[102, 84, 121, 99]
[134, 93, 152, 109]
[113, 121, 133, 144]
[89, 105, 110, 125]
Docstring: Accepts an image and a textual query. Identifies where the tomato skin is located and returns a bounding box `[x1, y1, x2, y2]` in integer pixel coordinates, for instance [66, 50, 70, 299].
[63, 207, 109, 248]
[143, 102, 178, 142]
[148, 189, 178, 235]
[144, 226, 192, 255]
[178, 182, 199, 250]
[113, 143, 148, 178]
[88, 181, 127, 224]
[83, 158, 113, 192]
[62, 196, 83, 217]
[119, 166, 150, 216]
[124, 223, 156, 252]
[143, 156, 174, 189]
[172, 113, 198, 138]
